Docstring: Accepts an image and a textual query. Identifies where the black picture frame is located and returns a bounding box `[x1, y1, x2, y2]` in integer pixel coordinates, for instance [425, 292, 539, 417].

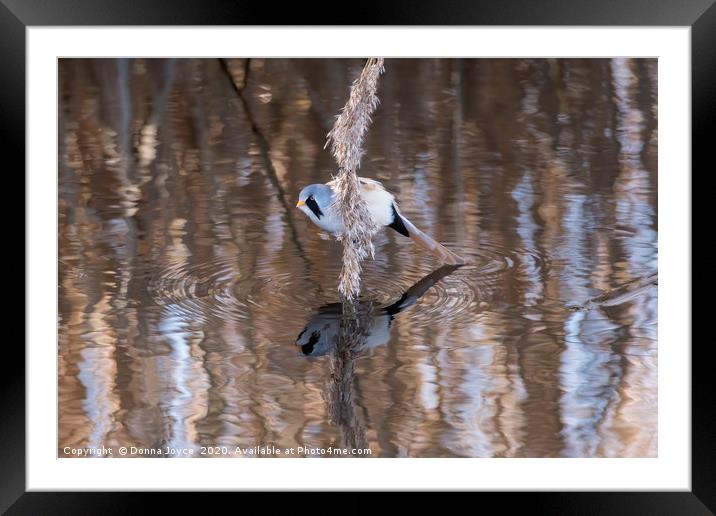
[6, 0, 707, 512]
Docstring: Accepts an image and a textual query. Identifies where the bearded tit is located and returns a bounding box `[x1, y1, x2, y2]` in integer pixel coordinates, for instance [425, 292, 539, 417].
[295, 264, 461, 357]
[295, 177, 464, 265]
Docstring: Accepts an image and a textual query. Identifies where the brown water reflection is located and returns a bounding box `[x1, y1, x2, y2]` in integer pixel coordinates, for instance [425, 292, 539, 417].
[58, 58, 657, 458]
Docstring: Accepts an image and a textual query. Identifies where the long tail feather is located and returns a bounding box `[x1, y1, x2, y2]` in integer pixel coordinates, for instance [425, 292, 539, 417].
[399, 215, 466, 265]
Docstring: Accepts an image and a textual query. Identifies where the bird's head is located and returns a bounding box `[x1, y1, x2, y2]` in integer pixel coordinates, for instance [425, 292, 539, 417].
[294, 302, 344, 357]
[295, 322, 335, 357]
[296, 184, 333, 221]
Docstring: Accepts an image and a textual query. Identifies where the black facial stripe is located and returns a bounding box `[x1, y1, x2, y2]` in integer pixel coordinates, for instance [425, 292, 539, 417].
[305, 197, 323, 219]
[301, 331, 321, 355]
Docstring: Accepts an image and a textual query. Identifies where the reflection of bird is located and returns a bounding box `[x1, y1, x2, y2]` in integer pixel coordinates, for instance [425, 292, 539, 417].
[296, 177, 464, 265]
[295, 264, 461, 357]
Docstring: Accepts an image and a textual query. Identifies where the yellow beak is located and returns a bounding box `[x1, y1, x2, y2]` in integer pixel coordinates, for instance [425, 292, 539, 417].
[296, 200, 305, 207]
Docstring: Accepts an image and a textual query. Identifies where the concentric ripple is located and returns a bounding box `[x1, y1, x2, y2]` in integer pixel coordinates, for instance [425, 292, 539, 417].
[376, 242, 534, 327]
[146, 242, 550, 329]
[147, 256, 251, 323]
[146, 256, 315, 323]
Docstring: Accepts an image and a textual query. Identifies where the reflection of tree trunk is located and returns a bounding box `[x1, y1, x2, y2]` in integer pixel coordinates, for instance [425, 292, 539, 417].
[325, 303, 372, 452]
[286, 60, 333, 134]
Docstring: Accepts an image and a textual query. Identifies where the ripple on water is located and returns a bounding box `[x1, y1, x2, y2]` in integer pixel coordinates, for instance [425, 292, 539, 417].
[146, 241, 550, 331]
[389, 242, 523, 327]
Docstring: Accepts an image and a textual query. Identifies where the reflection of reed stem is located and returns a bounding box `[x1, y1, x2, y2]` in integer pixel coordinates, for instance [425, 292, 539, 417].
[326, 302, 374, 452]
[320, 265, 460, 451]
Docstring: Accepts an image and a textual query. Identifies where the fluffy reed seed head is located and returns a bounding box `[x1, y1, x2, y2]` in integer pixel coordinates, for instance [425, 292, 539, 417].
[325, 58, 385, 300]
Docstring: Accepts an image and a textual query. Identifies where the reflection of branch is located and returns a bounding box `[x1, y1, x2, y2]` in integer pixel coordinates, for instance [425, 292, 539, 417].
[569, 272, 657, 312]
[218, 58, 310, 263]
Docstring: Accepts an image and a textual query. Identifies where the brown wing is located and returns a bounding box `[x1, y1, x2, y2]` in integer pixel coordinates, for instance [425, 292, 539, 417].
[357, 177, 386, 191]
[327, 176, 386, 191]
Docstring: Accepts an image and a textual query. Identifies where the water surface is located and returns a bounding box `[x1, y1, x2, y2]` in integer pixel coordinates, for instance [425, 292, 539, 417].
[58, 58, 657, 457]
